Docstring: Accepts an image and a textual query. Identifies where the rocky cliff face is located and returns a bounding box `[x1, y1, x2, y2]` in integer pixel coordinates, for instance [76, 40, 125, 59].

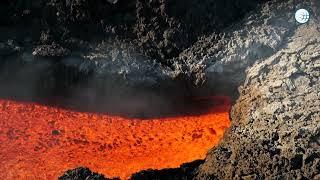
[196, 26, 320, 178]
[194, 0, 320, 179]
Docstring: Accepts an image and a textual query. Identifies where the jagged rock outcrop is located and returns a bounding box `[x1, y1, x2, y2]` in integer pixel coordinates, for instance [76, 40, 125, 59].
[32, 44, 71, 57]
[0, 0, 261, 65]
[194, 1, 320, 179]
[131, 160, 203, 180]
[59, 167, 117, 180]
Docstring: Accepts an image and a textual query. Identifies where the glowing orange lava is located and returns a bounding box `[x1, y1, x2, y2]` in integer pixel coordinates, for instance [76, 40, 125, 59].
[0, 96, 231, 179]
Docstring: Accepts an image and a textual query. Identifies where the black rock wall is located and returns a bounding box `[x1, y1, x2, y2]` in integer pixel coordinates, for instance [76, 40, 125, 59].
[0, 0, 262, 63]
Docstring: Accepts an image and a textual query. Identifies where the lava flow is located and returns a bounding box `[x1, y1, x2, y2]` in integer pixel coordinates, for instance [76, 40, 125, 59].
[0, 96, 231, 179]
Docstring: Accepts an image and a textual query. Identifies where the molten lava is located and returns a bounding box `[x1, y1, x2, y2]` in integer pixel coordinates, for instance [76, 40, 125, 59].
[0, 96, 231, 179]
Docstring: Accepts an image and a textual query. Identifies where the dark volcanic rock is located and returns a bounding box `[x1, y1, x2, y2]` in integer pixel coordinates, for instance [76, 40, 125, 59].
[0, 0, 261, 65]
[58, 167, 117, 180]
[132, 0, 260, 64]
[32, 44, 71, 57]
[193, 0, 320, 179]
[131, 160, 203, 180]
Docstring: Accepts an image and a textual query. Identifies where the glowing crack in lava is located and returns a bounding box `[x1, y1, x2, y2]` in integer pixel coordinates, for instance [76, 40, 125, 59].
[0, 96, 231, 179]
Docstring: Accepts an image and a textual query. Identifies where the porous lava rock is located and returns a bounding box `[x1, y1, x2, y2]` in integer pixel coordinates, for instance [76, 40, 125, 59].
[195, 24, 320, 180]
[193, 0, 320, 179]
[32, 44, 71, 57]
[0, 0, 261, 65]
[130, 160, 203, 180]
[58, 167, 116, 180]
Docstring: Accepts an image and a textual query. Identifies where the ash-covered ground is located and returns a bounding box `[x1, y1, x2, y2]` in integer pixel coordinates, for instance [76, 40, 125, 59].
[1, 0, 320, 179]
